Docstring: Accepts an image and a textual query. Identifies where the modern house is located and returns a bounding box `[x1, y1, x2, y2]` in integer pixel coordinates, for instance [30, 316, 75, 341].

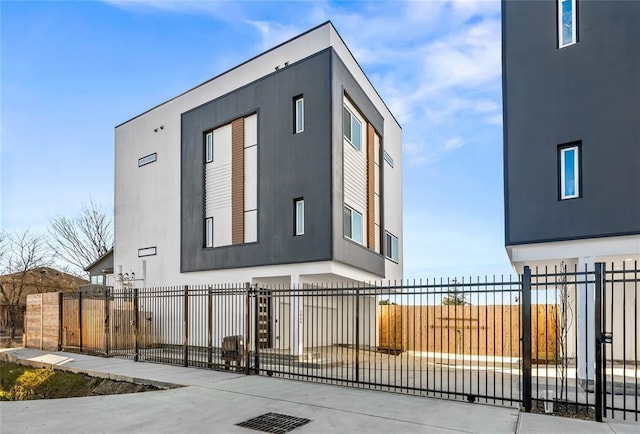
[503, 0, 640, 273]
[114, 22, 402, 355]
[84, 248, 115, 288]
[503, 0, 639, 373]
[114, 22, 402, 290]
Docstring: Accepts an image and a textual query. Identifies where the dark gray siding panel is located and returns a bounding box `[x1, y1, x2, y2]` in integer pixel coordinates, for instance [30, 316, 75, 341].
[181, 50, 333, 271]
[503, 0, 640, 245]
[331, 50, 385, 277]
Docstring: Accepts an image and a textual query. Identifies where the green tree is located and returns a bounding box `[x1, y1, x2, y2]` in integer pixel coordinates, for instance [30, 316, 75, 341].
[442, 279, 469, 306]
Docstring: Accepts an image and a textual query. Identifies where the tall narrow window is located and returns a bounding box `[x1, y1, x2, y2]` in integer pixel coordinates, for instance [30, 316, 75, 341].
[560, 144, 580, 199]
[343, 206, 363, 244]
[343, 106, 362, 151]
[294, 198, 304, 235]
[205, 132, 213, 163]
[385, 232, 399, 262]
[558, 0, 577, 48]
[205, 217, 213, 247]
[294, 96, 304, 134]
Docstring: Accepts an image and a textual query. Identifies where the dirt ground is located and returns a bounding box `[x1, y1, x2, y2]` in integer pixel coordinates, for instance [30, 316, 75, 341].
[0, 361, 162, 401]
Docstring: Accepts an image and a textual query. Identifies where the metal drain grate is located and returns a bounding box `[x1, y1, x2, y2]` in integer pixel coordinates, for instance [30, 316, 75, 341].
[236, 412, 312, 434]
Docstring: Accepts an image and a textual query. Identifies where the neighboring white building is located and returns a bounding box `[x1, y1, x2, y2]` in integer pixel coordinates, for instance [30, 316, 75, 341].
[114, 22, 403, 290]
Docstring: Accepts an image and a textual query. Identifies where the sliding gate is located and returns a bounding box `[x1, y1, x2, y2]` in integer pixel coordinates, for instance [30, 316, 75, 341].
[253, 277, 524, 407]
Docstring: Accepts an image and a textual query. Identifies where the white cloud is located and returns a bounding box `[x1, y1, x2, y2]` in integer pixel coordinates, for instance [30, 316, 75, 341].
[417, 19, 501, 96]
[104, 0, 244, 18]
[244, 20, 304, 51]
[444, 137, 465, 150]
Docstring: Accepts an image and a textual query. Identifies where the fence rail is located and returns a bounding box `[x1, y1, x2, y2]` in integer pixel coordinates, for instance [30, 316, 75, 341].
[51, 263, 639, 422]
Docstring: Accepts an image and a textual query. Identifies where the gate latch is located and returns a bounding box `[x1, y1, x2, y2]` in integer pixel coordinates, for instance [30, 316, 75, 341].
[601, 332, 613, 344]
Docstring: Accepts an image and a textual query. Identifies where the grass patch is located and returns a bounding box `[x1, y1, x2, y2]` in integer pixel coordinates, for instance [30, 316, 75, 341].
[0, 361, 160, 401]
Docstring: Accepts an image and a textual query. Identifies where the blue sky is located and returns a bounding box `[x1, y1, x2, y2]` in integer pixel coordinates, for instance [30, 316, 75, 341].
[1, 0, 513, 279]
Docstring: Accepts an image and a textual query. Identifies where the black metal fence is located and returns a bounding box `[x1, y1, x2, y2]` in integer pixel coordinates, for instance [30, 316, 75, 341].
[603, 263, 639, 421]
[253, 278, 523, 408]
[58, 263, 639, 422]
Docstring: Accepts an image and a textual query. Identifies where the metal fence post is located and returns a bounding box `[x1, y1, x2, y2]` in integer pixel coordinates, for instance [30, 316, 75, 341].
[253, 284, 260, 375]
[244, 283, 251, 375]
[594, 262, 604, 422]
[207, 286, 213, 369]
[104, 288, 110, 356]
[78, 291, 83, 353]
[133, 287, 139, 361]
[355, 284, 360, 383]
[183, 285, 189, 367]
[522, 266, 532, 412]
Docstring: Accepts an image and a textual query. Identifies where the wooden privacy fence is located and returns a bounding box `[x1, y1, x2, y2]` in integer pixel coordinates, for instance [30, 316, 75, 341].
[378, 304, 559, 360]
[25, 291, 154, 354]
[61, 294, 154, 354]
[24, 293, 60, 350]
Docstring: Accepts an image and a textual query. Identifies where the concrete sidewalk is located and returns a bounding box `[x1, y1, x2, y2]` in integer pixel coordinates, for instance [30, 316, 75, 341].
[0, 349, 636, 434]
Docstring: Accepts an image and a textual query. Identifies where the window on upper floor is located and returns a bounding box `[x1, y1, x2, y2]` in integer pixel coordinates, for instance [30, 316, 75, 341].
[343, 105, 362, 151]
[559, 143, 580, 200]
[383, 150, 394, 167]
[205, 217, 213, 248]
[294, 96, 304, 134]
[205, 131, 213, 163]
[385, 232, 399, 262]
[558, 0, 577, 48]
[138, 153, 157, 167]
[343, 206, 363, 244]
[294, 198, 304, 236]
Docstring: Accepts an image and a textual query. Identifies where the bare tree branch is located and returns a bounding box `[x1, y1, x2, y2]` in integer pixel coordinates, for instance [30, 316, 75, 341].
[0, 230, 53, 338]
[48, 199, 113, 276]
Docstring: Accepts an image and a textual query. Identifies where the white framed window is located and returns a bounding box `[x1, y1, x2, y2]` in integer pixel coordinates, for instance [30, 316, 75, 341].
[343, 206, 363, 244]
[558, 0, 577, 48]
[294, 96, 304, 134]
[90, 275, 104, 285]
[343, 105, 362, 151]
[205, 217, 213, 248]
[385, 232, 399, 262]
[205, 132, 213, 163]
[383, 150, 394, 167]
[294, 198, 304, 235]
[138, 246, 157, 257]
[560, 144, 580, 199]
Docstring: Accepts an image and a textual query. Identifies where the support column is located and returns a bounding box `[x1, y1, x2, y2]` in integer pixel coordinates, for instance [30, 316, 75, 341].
[577, 256, 595, 384]
[290, 274, 304, 357]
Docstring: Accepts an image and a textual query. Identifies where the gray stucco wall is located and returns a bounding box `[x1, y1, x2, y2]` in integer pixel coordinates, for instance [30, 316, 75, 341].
[503, 0, 640, 245]
[181, 50, 334, 271]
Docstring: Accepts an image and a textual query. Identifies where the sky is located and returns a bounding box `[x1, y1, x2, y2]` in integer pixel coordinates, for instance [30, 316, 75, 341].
[1, 0, 514, 279]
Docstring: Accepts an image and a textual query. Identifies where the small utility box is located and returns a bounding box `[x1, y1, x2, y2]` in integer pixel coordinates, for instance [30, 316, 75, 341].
[221, 335, 244, 370]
